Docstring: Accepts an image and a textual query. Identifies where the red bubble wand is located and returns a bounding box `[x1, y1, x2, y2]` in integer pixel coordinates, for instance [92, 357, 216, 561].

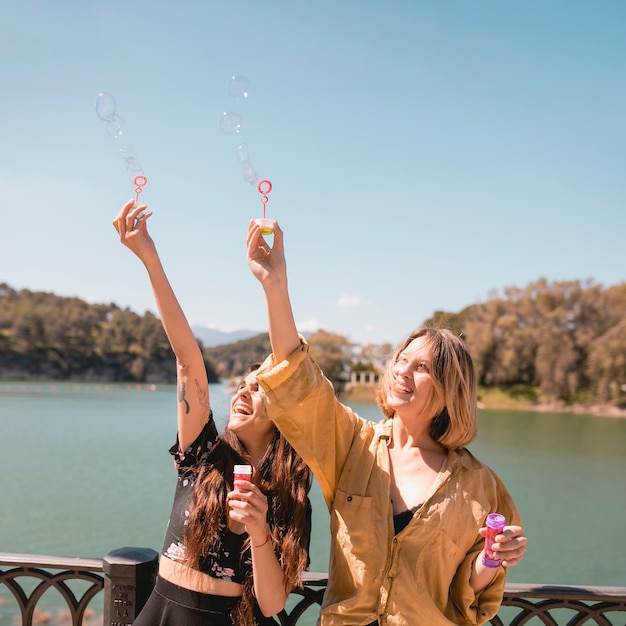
[257, 179, 272, 218]
[133, 175, 147, 204]
[256, 179, 274, 235]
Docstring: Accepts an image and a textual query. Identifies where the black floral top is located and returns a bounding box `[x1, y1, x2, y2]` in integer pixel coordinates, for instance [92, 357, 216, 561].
[160, 412, 253, 584]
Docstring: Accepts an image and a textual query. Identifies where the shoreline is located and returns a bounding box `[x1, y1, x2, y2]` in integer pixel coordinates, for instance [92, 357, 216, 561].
[4, 379, 625, 419]
[341, 386, 626, 419]
[478, 400, 626, 419]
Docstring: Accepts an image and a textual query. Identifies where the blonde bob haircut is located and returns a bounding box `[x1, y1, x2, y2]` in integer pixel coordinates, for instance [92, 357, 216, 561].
[376, 327, 477, 450]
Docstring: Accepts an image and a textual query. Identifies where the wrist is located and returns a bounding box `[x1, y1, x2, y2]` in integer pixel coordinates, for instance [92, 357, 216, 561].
[252, 532, 272, 549]
[250, 526, 271, 548]
[263, 275, 289, 293]
[142, 251, 162, 271]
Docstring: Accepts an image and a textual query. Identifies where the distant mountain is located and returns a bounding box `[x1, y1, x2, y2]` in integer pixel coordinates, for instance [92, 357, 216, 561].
[192, 326, 261, 347]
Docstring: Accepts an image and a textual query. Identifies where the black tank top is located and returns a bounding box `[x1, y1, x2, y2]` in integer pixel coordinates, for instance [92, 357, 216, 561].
[393, 503, 422, 535]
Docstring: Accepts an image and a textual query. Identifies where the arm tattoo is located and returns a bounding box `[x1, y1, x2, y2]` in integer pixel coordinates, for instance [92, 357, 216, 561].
[194, 378, 209, 409]
[177, 381, 190, 414]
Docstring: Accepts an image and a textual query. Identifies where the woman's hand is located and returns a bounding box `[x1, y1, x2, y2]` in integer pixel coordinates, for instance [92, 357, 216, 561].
[231, 478, 289, 615]
[227, 479, 270, 545]
[112, 199, 155, 262]
[246, 219, 287, 287]
[471, 524, 528, 592]
[479, 524, 528, 567]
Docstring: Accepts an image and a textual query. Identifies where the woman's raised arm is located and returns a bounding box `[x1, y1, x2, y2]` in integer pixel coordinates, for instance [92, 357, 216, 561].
[113, 200, 210, 450]
[246, 219, 301, 361]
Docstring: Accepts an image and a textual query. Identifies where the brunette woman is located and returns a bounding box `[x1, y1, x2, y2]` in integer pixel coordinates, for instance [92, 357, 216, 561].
[113, 200, 311, 626]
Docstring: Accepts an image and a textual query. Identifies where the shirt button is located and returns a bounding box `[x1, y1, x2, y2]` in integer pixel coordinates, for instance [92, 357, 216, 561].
[347, 496, 352, 502]
[392, 537, 397, 543]
[387, 576, 393, 582]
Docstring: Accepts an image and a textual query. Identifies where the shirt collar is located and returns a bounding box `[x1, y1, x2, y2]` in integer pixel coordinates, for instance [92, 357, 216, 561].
[376, 418, 481, 471]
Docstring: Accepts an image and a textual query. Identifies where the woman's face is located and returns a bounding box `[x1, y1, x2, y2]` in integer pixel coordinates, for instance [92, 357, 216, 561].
[227, 371, 273, 439]
[385, 336, 439, 421]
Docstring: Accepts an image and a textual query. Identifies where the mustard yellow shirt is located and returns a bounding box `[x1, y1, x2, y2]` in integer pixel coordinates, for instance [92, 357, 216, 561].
[257, 340, 521, 626]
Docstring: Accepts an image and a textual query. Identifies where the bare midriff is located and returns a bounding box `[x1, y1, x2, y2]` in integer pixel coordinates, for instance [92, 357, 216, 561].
[159, 555, 243, 597]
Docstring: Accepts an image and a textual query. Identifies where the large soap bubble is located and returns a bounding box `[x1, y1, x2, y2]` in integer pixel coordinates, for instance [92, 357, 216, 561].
[95, 92, 117, 122]
[236, 143, 259, 185]
[228, 75, 251, 100]
[220, 111, 243, 134]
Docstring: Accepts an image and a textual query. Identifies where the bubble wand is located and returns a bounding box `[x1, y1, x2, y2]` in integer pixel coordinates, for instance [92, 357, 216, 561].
[133, 175, 147, 203]
[256, 179, 273, 235]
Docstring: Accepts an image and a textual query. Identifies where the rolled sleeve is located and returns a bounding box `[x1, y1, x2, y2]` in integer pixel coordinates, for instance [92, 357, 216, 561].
[448, 550, 508, 624]
[256, 338, 315, 420]
[256, 338, 361, 508]
[447, 478, 522, 625]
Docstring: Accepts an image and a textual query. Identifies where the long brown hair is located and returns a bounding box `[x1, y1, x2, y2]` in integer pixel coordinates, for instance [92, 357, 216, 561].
[183, 368, 312, 625]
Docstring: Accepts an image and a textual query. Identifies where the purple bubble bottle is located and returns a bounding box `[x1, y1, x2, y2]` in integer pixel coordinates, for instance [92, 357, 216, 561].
[482, 513, 506, 568]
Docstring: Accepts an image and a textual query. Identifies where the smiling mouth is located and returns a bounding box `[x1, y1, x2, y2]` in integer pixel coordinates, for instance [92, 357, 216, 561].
[393, 379, 412, 394]
[233, 403, 252, 415]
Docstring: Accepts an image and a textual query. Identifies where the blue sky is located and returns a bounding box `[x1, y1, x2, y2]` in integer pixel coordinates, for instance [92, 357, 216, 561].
[1, 0, 625, 346]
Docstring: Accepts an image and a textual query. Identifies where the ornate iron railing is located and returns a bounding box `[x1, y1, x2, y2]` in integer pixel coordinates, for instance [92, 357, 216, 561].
[1, 550, 625, 625]
[493, 582, 626, 626]
[0, 553, 104, 626]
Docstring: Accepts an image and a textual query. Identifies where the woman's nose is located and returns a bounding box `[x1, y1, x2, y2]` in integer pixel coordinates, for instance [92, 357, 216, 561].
[237, 384, 251, 399]
[394, 361, 410, 376]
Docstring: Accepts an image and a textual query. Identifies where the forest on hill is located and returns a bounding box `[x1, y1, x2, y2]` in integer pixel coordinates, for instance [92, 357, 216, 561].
[1, 278, 625, 410]
[0, 282, 218, 383]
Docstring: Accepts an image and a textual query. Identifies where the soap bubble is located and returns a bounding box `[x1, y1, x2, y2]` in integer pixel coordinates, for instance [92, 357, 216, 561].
[125, 158, 143, 182]
[118, 143, 135, 159]
[96, 94, 147, 199]
[95, 92, 117, 122]
[228, 75, 251, 100]
[105, 114, 125, 139]
[120, 144, 144, 182]
[220, 111, 242, 134]
[237, 143, 259, 185]
[220, 74, 266, 190]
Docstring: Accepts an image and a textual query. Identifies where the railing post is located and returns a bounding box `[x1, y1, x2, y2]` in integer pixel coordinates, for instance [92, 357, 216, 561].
[103, 547, 158, 626]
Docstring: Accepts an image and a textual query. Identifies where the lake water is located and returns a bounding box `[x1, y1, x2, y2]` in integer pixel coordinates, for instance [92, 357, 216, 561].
[1, 381, 625, 624]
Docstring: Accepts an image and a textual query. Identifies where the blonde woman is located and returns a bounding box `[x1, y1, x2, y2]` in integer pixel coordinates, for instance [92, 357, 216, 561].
[247, 219, 527, 626]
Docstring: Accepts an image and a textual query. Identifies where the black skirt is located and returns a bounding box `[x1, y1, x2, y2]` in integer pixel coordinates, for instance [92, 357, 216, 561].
[133, 577, 278, 626]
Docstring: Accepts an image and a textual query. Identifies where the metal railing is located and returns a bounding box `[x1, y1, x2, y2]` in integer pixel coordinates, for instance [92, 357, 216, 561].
[2, 549, 625, 625]
[0, 548, 156, 626]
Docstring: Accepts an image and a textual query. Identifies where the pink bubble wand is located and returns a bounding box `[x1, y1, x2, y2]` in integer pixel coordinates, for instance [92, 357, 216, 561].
[257, 179, 272, 218]
[255, 179, 274, 235]
[133, 175, 148, 204]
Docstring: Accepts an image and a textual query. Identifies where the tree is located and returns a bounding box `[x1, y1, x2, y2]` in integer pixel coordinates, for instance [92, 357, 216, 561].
[308, 330, 352, 389]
